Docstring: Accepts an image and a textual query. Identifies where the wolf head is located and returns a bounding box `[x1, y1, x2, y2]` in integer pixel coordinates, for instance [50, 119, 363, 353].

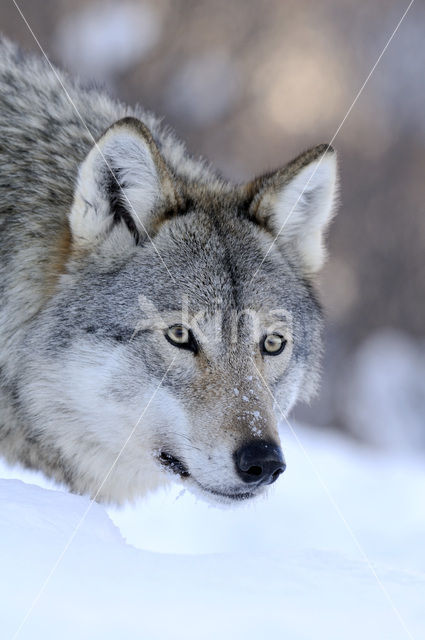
[23, 118, 338, 504]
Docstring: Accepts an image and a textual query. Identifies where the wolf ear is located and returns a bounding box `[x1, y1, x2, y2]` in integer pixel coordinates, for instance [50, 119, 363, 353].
[247, 145, 338, 274]
[69, 117, 176, 248]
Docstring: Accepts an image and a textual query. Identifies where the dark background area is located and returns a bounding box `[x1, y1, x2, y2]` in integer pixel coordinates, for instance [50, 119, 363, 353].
[3, 0, 424, 447]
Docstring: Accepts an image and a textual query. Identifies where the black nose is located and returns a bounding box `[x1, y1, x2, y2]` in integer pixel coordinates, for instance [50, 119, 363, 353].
[234, 441, 286, 486]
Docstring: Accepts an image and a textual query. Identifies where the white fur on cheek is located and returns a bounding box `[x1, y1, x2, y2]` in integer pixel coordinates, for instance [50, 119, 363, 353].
[21, 341, 176, 503]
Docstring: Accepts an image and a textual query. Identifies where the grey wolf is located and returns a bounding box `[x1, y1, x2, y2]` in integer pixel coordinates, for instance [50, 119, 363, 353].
[0, 38, 338, 504]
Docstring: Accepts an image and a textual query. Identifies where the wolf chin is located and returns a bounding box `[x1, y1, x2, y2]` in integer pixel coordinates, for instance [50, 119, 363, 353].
[0, 38, 338, 505]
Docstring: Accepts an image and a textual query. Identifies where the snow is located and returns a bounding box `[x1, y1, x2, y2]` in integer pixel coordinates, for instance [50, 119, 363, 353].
[1, 423, 424, 639]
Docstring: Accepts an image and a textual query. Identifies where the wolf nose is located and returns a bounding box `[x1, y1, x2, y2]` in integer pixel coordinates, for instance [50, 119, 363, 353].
[234, 441, 285, 486]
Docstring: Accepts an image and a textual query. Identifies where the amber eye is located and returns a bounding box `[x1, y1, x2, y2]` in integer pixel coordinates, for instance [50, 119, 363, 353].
[165, 325, 198, 353]
[261, 333, 287, 356]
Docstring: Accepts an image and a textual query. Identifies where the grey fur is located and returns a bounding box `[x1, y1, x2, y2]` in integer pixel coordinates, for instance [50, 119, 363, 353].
[0, 38, 338, 504]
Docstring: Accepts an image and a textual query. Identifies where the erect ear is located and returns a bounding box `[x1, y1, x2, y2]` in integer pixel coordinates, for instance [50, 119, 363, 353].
[69, 117, 177, 248]
[247, 144, 338, 274]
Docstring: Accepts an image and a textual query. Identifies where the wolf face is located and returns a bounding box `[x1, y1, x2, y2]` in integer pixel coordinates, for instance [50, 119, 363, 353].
[19, 118, 337, 504]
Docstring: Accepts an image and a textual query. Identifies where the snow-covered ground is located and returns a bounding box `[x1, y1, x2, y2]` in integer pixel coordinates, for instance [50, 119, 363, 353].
[1, 423, 424, 639]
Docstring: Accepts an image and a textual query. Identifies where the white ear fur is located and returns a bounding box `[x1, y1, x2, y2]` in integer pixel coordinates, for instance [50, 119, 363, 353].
[253, 147, 338, 274]
[69, 118, 168, 248]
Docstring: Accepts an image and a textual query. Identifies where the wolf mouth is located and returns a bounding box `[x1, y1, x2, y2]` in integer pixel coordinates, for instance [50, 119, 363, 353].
[158, 451, 190, 477]
[193, 478, 258, 501]
[158, 452, 256, 501]
[204, 487, 255, 501]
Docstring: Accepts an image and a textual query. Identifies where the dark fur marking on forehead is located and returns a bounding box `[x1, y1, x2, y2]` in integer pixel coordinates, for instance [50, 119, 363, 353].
[203, 204, 243, 311]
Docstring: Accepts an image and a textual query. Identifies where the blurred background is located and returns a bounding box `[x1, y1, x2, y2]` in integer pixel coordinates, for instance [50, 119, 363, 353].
[3, 0, 425, 450]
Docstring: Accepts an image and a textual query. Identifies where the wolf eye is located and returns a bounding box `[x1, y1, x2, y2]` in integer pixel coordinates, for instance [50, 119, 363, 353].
[261, 333, 287, 356]
[165, 324, 198, 354]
